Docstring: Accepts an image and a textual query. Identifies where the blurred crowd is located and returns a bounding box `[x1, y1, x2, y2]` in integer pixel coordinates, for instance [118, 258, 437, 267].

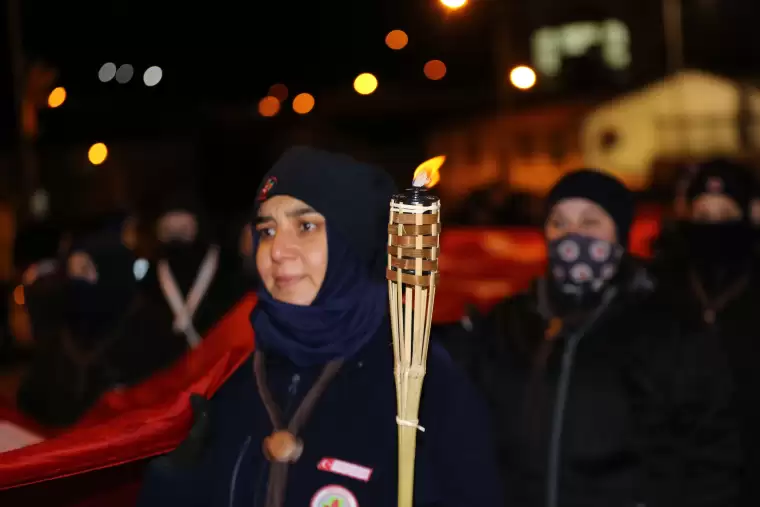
[2, 151, 760, 507]
[0, 191, 253, 426]
[442, 157, 760, 507]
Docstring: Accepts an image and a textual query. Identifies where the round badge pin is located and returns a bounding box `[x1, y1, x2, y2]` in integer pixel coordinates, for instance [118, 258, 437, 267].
[310, 484, 359, 507]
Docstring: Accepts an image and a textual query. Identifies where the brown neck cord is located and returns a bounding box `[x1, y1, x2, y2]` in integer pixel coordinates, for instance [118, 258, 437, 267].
[253, 351, 343, 507]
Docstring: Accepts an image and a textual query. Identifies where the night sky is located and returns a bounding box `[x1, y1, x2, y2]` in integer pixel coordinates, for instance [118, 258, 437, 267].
[4, 0, 760, 144]
[1, 0, 495, 135]
[0, 0, 500, 221]
[4, 0, 760, 221]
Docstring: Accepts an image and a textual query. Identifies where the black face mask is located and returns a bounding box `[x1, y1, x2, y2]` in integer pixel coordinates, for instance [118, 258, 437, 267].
[158, 239, 211, 292]
[546, 233, 625, 316]
[65, 247, 137, 340]
[66, 279, 111, 339]
[680, 221, 753, 286]
[681, 221, 753, 265]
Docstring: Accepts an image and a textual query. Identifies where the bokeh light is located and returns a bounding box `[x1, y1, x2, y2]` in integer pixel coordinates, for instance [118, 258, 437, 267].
[47, 87, 66, 108]
[268, 84, 288, 101]
[424, 60, 447, 80]
[353, 73, 378, 95]
[31, 189, 49, 218]
[509, 65, 537, 90]
[143, 66, 163, 86]
[133, 259, 149, 281]
[258, 96, 281, 117]
[441, 0, 467, 9]
[98, 63, 117, 83]
[13, 285, 24, 306]
[293, 93, 315, 114]
[385, 30, 409, 50]
[88, 143, 108, 165]
[115, 64, 134, 84]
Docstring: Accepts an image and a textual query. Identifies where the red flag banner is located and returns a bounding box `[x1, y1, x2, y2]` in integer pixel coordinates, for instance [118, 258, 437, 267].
[0, 210, 662, 503]
[0, 294, 256, 496]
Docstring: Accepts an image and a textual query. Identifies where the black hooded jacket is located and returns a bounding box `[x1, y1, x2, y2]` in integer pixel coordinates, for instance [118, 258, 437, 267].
[443, 260, 741, 507]
[650, 226, 760, 507]
[105, 195, 249, 386]
[137, 146, 504, 507]
[16, 226, 139, 427]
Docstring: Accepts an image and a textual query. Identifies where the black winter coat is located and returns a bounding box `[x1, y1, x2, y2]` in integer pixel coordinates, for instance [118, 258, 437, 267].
[651, 253, 760, 507]
[442, 265, 742, 507]
[137, 324, 504, 507]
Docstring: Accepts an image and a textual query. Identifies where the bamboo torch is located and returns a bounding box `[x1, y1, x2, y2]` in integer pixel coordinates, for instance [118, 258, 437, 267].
[387, 155, 444, 507]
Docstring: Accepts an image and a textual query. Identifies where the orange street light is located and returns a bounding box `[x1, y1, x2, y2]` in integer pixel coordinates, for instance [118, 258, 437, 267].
[258, 96, 281, 117]
[293, 93, 315, 114]
[47, 86, 66, 108]
[424, 60, 447, 81]
[268, 83, 288, 101]
[88, 142, 108, 165]
[353, 73, 378, 95]
[385, 30, 409, 50]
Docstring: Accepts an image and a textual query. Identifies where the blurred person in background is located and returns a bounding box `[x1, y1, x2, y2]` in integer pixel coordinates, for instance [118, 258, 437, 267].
[237, 219, 257, 282]
[10, 218, 64, 352]
[456, 184, 511, 225]
[649, 163, 698, 261]
[0, 284, 12, 366]
[217, 211, 258, 286]
[651, 158, 760, 506]
[137, 146, 503, 507]
[106, 192, 249, 386]
[16, 215, 140, 427]
[446, 169, 740, 507]
[749, 179, 760, 257]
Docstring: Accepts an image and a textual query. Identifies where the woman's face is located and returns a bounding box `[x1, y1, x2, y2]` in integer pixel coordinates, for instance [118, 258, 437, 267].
[157, 211, 197, 243]
[690, 194, 742, 223]
[255, 195, 327, 306]
[545, 198, 618, 244]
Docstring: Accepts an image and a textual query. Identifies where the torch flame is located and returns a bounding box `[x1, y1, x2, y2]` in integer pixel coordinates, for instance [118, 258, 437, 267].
[412, 155, 445, 188]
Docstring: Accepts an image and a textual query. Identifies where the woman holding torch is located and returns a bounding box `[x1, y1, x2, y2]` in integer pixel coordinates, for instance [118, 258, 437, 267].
[137, 146, 503, 507]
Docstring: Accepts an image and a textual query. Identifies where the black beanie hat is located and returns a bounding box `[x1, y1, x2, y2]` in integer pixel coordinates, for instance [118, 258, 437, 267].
[254, 146, 398, 278]
[686, 158, 755, 219]
[545, 169, 634, 247]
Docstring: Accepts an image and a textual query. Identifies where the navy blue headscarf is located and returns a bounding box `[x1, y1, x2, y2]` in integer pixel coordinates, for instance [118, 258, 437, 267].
[249, 146, 397, 367]
[251, 228, 387, 366]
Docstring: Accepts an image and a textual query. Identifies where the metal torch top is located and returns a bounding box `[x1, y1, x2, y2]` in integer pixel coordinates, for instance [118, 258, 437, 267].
[392, 186, 439, 206]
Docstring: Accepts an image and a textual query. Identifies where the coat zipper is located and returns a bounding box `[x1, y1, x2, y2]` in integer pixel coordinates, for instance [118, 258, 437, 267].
[249, 373, 301, 507]
[545, 289, 617, 507]
[229, 436, 252, 507]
